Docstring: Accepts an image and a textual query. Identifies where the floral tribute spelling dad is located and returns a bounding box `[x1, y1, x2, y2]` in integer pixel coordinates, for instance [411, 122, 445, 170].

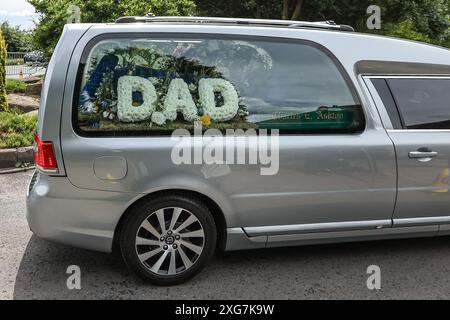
[78, 40, 272, 132]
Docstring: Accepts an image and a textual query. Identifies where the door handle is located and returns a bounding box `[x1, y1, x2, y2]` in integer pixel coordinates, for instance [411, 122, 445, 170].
[409, 150, 438, 162]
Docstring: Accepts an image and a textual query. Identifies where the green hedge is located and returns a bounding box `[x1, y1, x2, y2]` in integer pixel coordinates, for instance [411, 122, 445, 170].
[0, 110, 37, 148]
[0, 29, 7, 111]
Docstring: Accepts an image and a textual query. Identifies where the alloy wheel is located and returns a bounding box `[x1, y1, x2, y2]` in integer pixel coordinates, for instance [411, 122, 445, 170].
[135, 207, 205, 276]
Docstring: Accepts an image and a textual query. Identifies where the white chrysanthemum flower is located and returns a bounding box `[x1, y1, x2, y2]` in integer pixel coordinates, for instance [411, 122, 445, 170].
[82, 100, 94, 113]
[152, 57, 169, 69]
[110, 101, 117, 113]
[132, 55, 148, 67]
[162, 79, 199, 122]
[238, 109, 249, 117]
[117, 76, 157, 122]
[148, 77, 161, 86]
[188, 83, 197, 92]
[198, 78, 239, 122]
[233, 41, 273, 69]
[101, 110, 116, 120]
[151, 111, 166, 126]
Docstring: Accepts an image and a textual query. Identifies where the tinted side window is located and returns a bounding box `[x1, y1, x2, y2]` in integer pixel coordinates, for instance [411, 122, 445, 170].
[371, 78, 403, 129]
[74, 35, 364, 136]
[387, 78, 450, 130]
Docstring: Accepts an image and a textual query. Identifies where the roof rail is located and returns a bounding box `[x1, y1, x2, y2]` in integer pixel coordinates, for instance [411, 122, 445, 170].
[114, 16, 354, 32]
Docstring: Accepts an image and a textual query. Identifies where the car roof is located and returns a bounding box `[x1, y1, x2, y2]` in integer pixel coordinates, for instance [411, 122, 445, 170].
[64, 19, 450, 76]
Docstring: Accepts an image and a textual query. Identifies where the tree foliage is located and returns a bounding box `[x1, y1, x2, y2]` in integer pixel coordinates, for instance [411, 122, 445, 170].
[28, 0, 449, 57]
[196, 0, 450, 47]
[0, 22, 33, 52]
[0, 29, 8, 112]
[28, 0, 196, 57]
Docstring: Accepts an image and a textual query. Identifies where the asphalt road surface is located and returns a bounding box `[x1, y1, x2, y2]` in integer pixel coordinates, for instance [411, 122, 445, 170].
[2, 171, 450, 300]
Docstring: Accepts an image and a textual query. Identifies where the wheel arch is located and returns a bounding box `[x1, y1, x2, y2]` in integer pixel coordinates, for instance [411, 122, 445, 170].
[113, 189, 228, 253]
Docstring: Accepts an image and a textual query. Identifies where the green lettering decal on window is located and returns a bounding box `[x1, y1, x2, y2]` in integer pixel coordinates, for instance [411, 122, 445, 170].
[258, 106, 358, 130]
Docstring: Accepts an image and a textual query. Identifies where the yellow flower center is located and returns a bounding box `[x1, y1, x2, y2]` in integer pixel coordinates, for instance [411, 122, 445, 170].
[200, 115, 211, 126]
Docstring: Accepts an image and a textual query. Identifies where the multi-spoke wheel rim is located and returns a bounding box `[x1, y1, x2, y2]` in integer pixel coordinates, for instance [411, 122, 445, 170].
[135, 207, 205, 276]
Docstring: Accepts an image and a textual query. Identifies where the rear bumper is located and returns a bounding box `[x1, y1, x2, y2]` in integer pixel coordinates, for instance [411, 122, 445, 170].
[26, 172, 137, 252]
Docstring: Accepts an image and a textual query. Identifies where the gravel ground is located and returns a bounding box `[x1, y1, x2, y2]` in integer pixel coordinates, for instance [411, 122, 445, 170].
[2, 171, 450, 300]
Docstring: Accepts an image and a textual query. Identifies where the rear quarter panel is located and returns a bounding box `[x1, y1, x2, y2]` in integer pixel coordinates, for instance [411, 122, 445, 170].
[38, 24, 92, 176]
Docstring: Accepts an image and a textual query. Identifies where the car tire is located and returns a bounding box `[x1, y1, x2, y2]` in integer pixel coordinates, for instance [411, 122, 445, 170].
[120, 194, 217, 285]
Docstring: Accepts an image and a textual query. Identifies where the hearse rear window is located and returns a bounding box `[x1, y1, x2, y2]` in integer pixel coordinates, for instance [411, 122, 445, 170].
[73, 36, 364, 135]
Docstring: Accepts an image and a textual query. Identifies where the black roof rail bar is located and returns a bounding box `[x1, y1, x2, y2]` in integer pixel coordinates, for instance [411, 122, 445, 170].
[114, 16, 354, 32]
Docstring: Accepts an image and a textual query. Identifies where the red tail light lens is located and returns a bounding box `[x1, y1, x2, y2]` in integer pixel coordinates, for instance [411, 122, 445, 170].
[34, 134, 58, 172]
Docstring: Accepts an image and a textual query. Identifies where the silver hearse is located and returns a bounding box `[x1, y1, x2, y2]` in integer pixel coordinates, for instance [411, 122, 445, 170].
[27, 16, 450, 285]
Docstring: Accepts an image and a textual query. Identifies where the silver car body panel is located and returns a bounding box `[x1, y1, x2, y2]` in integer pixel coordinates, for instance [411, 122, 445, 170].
[26, 173, 137, 252]
[27, 23, 450, 253]
[365, 75, 450, 223]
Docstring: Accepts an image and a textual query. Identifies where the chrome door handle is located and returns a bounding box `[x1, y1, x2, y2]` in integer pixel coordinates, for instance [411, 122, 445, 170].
[409, 150, 438, 161]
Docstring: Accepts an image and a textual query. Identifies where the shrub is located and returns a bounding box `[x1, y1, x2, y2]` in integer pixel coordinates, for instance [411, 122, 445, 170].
[6, 58, 24, 65]
[0, 110, 37, 148]
[6, 79, 27, 93]
[0, 29, 7, 111]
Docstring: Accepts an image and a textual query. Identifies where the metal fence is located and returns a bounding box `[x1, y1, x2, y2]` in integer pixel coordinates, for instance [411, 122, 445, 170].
[6, 52, 47, 78]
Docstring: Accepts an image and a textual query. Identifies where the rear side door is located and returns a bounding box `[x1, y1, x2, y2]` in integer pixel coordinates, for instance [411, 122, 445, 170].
[368, 76, 450, 226]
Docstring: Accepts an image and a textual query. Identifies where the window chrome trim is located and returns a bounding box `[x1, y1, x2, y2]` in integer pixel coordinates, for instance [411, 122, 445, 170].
[366, 75, 450, 80]
[387, 129, 450, 133]
[355, 60, 450, 76]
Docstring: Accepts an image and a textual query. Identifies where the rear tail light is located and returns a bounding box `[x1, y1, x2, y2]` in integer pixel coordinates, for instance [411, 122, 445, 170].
[34, 133, 58, 173]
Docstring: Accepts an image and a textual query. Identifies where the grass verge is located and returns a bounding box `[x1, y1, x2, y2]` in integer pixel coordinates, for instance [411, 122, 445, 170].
[6, 79, 27, 94]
